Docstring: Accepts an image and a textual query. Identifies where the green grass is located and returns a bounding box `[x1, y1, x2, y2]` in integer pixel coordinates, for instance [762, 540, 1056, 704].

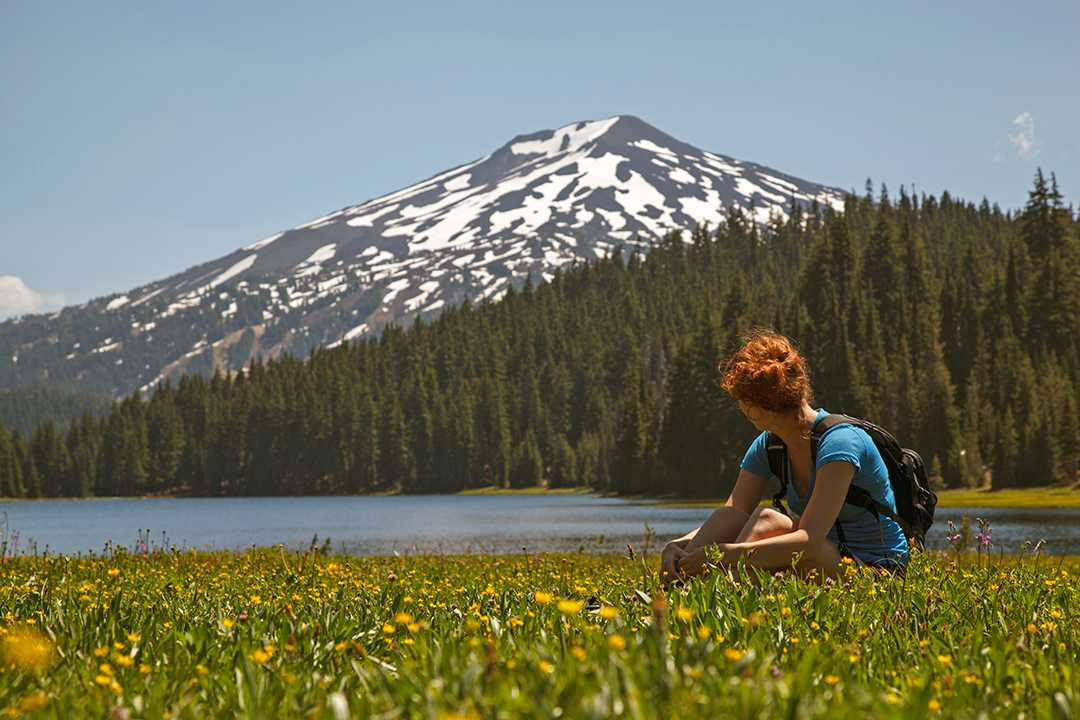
[933, 486, 1080, 508]
[0, 547, 1075, 718]
[650, 485, 1080, 510]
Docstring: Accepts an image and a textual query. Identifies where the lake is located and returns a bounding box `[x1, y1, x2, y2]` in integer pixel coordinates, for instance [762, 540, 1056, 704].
[1, 495, 1077, 557]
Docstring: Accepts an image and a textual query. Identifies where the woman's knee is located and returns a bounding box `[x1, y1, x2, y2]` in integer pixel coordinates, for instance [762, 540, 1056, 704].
[737, 507, 793, 542]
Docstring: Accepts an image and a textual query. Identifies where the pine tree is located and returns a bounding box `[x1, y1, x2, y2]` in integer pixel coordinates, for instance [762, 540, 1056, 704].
[15, 432, 41, 498]
[0, 425, 24, 497]
[613, 361, 650, 495]
[32, 421, 72, 498]
[548, 434, 578, 488]
[509, 429, 543, 488]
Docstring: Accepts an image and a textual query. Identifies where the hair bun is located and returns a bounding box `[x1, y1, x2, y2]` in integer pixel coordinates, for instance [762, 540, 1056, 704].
[720, 328, 813, 413]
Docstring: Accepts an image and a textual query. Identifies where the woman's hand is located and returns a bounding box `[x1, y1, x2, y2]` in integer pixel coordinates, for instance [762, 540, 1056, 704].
[676, 546, 719, 577]
[676, 544, 741, 578]
[660, 542, 688, 584]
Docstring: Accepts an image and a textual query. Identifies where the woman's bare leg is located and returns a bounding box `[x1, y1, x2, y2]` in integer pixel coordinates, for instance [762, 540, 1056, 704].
[729, 535, 842, 581]
[725, 510, 841, 581]
[683, 506, 752, 551]
[734, 507, 794, 543]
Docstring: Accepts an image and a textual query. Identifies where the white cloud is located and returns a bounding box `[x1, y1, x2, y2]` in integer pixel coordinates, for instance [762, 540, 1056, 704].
[0, 276, 64, 320]
[1009, 112, 1038, 160]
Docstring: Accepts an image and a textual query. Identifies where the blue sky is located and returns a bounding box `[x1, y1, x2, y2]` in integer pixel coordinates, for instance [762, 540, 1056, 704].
[2, 1, 1077, 316]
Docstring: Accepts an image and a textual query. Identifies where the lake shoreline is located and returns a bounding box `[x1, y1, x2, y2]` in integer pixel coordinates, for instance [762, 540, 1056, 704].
[2, 493, 1078, 557]
[1, 484, 1077, 508]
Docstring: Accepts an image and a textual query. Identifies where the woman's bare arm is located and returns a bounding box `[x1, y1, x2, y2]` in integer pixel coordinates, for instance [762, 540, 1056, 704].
[680, 461, 853, 572]
[660, 469, 768, 582]
[682, 469, 767, 551]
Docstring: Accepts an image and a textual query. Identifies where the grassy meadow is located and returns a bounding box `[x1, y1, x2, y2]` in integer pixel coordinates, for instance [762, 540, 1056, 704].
[0, 546, 1075, 718]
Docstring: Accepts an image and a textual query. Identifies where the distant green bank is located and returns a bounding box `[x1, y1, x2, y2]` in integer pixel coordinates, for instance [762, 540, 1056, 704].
[932, 486, 1080, 509]
[642, 486, 1080, 510]
[456, 485, 593, 496]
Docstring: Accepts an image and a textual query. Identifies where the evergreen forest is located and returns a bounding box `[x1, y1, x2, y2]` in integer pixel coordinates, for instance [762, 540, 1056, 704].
[1, 171, 1078, 499]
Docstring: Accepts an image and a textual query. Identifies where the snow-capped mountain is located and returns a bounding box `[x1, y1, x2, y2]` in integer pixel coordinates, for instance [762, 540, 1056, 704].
[0, 115, 846, 397]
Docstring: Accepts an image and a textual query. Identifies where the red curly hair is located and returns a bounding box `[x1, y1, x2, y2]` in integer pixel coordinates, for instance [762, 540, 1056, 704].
[721, 329, 813, 413]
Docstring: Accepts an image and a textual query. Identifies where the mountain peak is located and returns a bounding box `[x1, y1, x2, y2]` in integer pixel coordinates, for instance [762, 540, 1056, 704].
[0, 117, 847, 397]
[501, 115, 671, 158]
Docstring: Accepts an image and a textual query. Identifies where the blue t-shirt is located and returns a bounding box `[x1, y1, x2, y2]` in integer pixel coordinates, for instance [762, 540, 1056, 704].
[740, 408, 910, 567]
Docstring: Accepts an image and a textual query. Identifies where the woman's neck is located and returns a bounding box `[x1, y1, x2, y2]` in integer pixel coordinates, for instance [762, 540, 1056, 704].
[774, 403, 818, 449]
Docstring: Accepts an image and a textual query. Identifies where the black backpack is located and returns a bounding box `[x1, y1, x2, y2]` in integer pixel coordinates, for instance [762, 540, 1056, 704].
[766, 413, 937, 549]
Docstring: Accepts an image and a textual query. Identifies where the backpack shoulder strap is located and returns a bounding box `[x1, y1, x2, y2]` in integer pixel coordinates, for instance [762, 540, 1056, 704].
[765, 433, 789, 515]
[808, 413, 847, 459]
[812, 414, 905, 528]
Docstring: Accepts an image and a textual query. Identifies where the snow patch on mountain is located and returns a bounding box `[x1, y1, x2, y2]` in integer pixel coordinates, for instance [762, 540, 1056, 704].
[211, 255, 257, 290]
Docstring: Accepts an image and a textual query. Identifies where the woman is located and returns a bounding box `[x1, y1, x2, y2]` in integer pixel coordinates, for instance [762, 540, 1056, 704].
[659, 329, 909, 583]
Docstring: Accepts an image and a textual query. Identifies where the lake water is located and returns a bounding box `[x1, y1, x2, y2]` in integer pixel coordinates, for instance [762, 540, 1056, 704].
[1, 495, 1077, 557]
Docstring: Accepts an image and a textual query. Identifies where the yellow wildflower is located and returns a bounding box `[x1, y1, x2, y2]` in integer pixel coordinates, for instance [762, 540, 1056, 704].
[556, 599, 583, 615]
[17, 691, 48, 712]
[608, 634, 626, 650]
[724, 648, 745, 662]
[0, 625, 55, 671]
[534, 591, 553, 605]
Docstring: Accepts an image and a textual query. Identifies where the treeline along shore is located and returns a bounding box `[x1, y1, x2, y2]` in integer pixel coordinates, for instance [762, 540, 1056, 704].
[1, 171, 1078, 499]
